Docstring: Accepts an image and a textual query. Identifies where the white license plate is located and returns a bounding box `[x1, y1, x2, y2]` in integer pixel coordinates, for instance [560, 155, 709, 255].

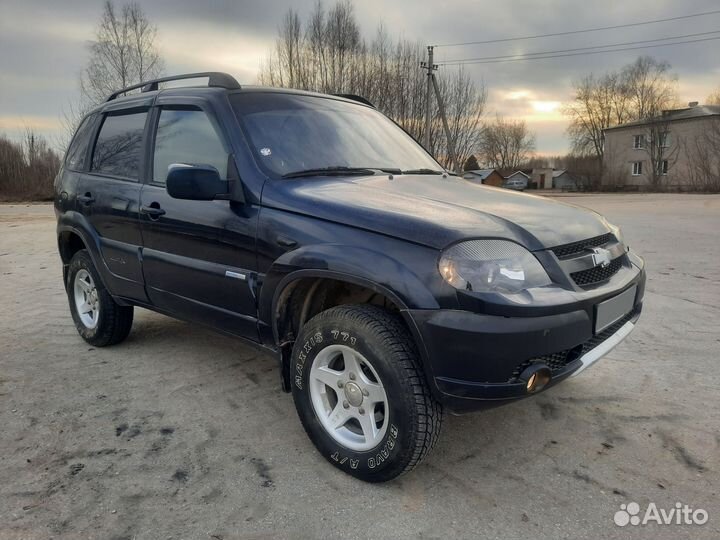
[595, 285, 637, 333]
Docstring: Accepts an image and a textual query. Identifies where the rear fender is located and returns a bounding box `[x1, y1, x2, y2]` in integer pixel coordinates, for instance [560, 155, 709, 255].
[57, 211, 107, 286]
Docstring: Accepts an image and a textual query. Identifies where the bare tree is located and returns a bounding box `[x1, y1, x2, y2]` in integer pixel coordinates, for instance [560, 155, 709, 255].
[622, 56, 678, 120]
[81, 1, 164, 105]
[325, 0, 361, 92]
[0, 131, 60, 201]
[641, 116, 680, 188]
[62, 1, 163, 145]
[685, 117, 720, 191]
[273, 9, 304, 89]
[561, 154, 601, 191]
[707, 87, 720, 105]
[258, 1, 486, 168]
[431, 67, 486, 169]
[564, 72, 631, 168]
[479, 115, 535, 170]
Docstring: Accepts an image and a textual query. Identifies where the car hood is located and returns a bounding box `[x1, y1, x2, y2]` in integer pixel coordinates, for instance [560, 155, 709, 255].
[262, 174, 610, 250]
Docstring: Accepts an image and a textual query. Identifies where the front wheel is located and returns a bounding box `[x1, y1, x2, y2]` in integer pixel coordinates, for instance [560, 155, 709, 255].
[291, 305, 442, 482]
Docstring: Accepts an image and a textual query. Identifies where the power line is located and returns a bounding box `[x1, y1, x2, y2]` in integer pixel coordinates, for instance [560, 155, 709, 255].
[433, 9, 720, 48]
[441, 30, 720, 64]
[437, 35, 720, 66]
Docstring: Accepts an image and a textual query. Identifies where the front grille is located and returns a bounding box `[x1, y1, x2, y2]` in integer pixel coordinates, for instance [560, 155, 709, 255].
[570, 257, 623, 287]
[509, 308, 639, 381]
[550, 232, 614, 260]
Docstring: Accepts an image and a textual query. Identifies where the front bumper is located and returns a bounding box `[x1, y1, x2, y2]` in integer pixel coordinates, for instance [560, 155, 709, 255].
[407, 266, 645, 413]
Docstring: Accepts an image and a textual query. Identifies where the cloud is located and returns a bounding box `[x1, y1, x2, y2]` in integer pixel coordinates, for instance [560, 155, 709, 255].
[1, 0, 719, 155]
[0, 115, 62, 131]
[532, 101, 561, 114]
[158, 21, 271, 83]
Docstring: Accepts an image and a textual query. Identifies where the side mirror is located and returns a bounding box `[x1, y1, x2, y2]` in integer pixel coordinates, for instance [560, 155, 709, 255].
[166, 163, 228, 201]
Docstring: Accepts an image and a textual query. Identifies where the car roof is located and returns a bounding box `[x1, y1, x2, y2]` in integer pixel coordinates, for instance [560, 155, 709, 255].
[90, 84, 371, 115]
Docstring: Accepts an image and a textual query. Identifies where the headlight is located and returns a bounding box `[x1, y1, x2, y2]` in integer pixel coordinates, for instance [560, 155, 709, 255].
[438, 240, 551, 293]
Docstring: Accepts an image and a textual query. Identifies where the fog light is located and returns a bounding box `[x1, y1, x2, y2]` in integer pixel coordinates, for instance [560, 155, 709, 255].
[520, 365, 551, 393]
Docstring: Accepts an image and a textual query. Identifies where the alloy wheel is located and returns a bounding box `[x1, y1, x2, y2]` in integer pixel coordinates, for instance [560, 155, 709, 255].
[309, 344, 389, 451]
[73, 269, 100, 329]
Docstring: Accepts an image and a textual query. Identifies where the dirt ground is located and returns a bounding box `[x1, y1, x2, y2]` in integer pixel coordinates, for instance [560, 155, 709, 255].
[1, 194, 718, 539]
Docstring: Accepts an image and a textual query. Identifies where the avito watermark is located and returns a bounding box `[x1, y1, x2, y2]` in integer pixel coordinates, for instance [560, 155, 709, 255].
[614, 501, 709, 527]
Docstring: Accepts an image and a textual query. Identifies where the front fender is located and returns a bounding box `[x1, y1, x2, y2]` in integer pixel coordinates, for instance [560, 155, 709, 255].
[258, 242, 449, 402]
[258, 243, 441, 328]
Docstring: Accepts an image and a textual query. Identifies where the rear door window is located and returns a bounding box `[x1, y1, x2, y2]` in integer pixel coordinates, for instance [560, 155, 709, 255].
[152, 108, 228, 184]
[91, 110, 148, 180]
[64, 115, 96, 171]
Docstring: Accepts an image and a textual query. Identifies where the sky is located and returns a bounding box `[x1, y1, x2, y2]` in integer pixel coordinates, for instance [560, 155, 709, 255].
[1, 0, 719, 156]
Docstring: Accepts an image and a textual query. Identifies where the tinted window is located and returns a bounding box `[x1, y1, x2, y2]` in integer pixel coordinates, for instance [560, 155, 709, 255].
[152, 109, 228, 184]
[91, 111, 147, 179]
[65, 115, 96, 171]
[231, 93, 440, 177]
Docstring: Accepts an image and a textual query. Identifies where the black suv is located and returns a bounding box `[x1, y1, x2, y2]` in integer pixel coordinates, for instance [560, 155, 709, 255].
[55, 72, 645, 482]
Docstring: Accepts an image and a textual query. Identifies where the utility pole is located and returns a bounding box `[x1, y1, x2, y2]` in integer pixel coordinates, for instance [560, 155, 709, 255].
[421, 45, 459, 173]
[432, 74, 458, 174]
[422, 46, 435, 151]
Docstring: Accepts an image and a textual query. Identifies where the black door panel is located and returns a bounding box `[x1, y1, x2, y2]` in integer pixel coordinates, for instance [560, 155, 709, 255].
[76, 176, 146, 301]
[139, 187, 260, 338]
[75, 108, 149, 302]
[139, 104, 260, 340]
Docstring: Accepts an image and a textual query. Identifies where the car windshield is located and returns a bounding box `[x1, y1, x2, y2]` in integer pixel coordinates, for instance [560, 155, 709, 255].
[230, 92, 442, 178]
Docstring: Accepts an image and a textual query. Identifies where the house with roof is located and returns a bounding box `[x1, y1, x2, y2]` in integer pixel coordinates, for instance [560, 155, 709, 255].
[501, 168, 581, 190]
[602, 103, 720, 189]
[462, 168, 504, 187]
[502, 170, 530, 189]
[552, 169, 579, 190]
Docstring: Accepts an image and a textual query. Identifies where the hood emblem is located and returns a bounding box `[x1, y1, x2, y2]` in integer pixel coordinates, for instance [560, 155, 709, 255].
[589, 247, 612, 268]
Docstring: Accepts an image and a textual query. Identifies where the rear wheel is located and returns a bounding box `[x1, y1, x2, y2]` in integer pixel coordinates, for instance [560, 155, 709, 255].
[291, 304, 442, 482]
[66, 249, 133, 347]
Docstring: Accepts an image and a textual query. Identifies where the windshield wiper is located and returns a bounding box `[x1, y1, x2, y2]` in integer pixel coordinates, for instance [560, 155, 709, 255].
[282, 166, 400, 179]
[401, 168, 445, 175]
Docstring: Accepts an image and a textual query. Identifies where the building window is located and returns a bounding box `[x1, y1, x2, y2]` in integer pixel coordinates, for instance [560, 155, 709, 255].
[658, 132, 671, 148]
[632, 161, 643, 176]
[633, 134, 644, 149]
[659, 160, 669, 175]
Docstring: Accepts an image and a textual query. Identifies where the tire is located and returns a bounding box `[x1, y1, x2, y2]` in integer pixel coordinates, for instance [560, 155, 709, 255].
[66, 249, 133, 347]
[291, 304, 442, 482]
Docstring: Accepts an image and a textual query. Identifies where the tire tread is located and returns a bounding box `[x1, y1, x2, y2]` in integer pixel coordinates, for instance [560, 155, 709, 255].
[67, 250, 133, 347]
[299, 304, 442, 481]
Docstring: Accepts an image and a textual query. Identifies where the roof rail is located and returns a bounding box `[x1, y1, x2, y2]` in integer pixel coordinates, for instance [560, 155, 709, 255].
[333, 94, 375, 108]
[105, 72, 241, 102]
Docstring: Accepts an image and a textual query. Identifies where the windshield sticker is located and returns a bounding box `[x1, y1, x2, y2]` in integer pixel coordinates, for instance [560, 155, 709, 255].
[260, 147, 272, 157]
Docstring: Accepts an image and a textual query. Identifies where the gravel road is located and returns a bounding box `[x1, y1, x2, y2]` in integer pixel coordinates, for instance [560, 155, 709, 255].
[1, 194, 718, 539]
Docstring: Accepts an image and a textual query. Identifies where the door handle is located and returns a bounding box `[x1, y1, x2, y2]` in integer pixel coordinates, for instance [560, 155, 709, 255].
[77, 193, 95, 205]
[140, 204, 166, 219]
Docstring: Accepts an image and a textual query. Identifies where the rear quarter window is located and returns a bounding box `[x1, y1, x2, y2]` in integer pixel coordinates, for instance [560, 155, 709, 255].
[64, 115, 96, 171]
[91, 110, 148, 180]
